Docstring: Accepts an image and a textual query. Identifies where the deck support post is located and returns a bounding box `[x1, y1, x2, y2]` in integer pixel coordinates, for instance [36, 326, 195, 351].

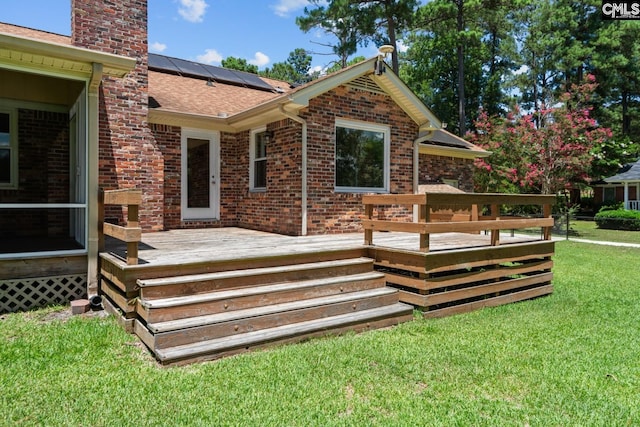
[490, 204, 500, 246]
[364, 204, 373, 246]
[543, 204, 552, 240]
[419, 199, 430, 252]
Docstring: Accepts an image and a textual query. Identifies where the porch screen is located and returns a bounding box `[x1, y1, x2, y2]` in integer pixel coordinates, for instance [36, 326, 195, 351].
[0, 112, 10, 184]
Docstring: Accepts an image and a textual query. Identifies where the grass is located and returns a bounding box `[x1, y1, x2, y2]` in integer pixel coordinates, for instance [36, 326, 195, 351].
[1, 241, 639, 426]
[567, 219, 640, 244]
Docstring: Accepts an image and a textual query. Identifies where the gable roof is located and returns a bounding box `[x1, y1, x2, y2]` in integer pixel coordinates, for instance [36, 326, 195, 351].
[604, 159, 640, 183]
[148, 55, 443, 133]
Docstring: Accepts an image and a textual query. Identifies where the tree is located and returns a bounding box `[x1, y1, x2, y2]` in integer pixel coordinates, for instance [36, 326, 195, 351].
[296, 0, 364, 69]
[469, 75, 612, 194]
[221, 57, 258, 74]
[261, 49, 314, 83]
[351, 0, 419, 74]
[403, 0, 485, 135]
[297, 0, 419, 73]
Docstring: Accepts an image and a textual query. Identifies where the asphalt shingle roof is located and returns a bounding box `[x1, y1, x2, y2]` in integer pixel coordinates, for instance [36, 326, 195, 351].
[605, 159, 640, 183]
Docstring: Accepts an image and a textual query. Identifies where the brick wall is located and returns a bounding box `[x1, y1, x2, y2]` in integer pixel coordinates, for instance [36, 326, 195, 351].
[235, 120, 304, 235]
[301, 85, 417, 234]
[72, 0, 164, 231]
[0, 110, 69, 238]
[419, 154, 475, 192]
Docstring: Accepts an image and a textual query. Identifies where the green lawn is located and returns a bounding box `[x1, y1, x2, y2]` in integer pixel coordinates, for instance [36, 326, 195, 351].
[1, 241, 639, 426]
[566, 219, 640, 244]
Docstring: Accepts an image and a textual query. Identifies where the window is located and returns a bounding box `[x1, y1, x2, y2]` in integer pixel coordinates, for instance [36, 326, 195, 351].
[250, 128, 267, 191]
[335, 119, 389, 192]
[0, 110, 17, 189]
[603, 187, 615, 202]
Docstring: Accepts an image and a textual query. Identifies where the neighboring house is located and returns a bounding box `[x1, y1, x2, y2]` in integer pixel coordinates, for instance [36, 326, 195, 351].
[0, 0, 489, 312]
[593, 159, 640, 210]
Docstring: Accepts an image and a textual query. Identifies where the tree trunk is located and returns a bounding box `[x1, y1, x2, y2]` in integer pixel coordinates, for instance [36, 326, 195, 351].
[456, 0, 466, 136]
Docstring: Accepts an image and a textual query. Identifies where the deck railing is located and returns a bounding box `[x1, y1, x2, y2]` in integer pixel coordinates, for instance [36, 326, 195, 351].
[98, 188, 142, 265]
[362, 192, 556, 252]
[628, 200, 640, 211]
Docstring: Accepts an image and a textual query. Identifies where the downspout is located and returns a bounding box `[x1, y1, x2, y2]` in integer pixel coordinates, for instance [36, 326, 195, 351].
[279, 105, 308, 235]
[86, 63, 103, 296]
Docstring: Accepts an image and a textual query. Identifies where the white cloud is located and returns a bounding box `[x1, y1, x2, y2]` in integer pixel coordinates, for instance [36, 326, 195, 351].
[396, 40, 409, 54]
[150, 42, 167, 53]
[248, 52, 270, 67]
[514, 65, 529, 75]
[271, 0, 315, 17]
[196, 49, 223, 65]
[178, 0, 208, 23]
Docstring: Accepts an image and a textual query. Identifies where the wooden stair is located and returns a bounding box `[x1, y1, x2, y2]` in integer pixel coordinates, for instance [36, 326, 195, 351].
[132, 257, 413, 365]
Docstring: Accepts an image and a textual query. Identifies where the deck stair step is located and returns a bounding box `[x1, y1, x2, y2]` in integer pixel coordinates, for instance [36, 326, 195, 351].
[131, 256, 414, 364]
[137, 271, 385, 322]
[137, 257, 376, 298]
[143, 287, 400, 348]
[149, 303, 414, 365]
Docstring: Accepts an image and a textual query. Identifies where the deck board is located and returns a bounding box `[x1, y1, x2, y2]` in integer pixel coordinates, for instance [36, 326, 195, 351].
[103, 227, 539, 267]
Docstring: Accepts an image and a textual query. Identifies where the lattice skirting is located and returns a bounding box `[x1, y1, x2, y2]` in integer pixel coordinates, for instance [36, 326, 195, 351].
[0, 275, 87, 314]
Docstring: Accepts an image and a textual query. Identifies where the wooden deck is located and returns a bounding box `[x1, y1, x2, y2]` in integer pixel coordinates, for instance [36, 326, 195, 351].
[98, 191, 555, 365]
[103, 227, 539, 267]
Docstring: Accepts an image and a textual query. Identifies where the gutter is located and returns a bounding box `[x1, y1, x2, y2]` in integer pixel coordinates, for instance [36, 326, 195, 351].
[279, 105, 308, 236]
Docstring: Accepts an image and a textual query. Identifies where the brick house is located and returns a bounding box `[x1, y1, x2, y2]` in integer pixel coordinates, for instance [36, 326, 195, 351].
[0, 0, 488, 312]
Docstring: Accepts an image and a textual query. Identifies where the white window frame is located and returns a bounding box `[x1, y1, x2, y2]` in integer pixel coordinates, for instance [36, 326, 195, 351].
[334, 118, 390, 193]
[250, 127, 267, 192]
[0, 107, 18, 190]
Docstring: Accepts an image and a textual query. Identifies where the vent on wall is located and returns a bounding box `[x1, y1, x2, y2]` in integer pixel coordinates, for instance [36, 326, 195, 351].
[347, 75, 386, 95]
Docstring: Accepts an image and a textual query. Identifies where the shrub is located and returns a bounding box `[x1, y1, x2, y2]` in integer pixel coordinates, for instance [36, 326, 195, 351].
[594, 209, 640, 231]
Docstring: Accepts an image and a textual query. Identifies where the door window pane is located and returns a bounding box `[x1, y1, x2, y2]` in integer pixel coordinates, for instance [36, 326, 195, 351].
[187, 138, 210, 208]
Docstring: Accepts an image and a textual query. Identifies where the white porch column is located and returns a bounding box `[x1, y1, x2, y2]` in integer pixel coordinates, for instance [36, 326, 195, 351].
[624, 182, 629, 210]
[86, 63, 103, 296]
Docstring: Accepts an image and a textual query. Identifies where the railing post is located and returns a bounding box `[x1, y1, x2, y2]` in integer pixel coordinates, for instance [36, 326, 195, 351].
[419, 195, 430, 252]
[543, 204, 552, 240]
[126, 203, 139, 265]
[98, 188, 105, 253]
[490, 204, 500, 246]
[364, 203, 373, 246]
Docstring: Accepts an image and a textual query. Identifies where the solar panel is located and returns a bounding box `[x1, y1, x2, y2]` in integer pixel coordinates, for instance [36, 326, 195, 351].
[203, 64, 242, 84]
[148, 53, 276, 92]
[167, 57, 211, 79]
[148, 54, 181, 74]
[232, 70, 277, 91]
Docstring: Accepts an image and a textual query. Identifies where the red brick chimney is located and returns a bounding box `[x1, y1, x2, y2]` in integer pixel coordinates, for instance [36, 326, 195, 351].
[70, 0, 164, 231]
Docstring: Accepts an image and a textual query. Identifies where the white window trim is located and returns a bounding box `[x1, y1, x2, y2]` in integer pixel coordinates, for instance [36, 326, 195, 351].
[250, 127, 267, 192]
[334, 118, 390, 193]
[0, 107, 19, 190]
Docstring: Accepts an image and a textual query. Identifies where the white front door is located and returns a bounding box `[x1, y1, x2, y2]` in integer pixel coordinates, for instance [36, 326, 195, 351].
[181, 128, 220, 220]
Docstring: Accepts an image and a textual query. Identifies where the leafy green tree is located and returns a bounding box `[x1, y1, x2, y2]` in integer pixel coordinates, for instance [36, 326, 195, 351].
[296, 0, 364, 69]
[324, 56, 367, 75]
[221, 56, 258, 74]
[403, 0, 485, 135]
[261, 49, 315, 84]
[350, 0, 419, 74]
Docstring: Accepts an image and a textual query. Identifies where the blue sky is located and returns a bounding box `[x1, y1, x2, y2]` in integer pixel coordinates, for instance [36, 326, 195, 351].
[2, 0, 385, 73]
